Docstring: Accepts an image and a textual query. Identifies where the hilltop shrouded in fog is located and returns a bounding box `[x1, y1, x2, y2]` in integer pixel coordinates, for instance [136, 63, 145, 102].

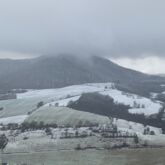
[0, 55, 165, 97]
[0, 0, 165, 74]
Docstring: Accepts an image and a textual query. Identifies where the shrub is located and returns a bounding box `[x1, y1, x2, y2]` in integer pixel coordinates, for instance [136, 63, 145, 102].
[0, 134, 8, 151]
[0, 107, 3, 111]
[150, 131, 155, 135]
[45, 127, 52, 136]
[75, 144, 81, 150]
[134, 135, 139, 144]
[7, 123, 19, 130]
[37, 101, 44, 108]
[23, 137, 29, 140]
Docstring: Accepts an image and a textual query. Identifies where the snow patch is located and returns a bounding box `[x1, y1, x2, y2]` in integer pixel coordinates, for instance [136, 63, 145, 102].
[0, 115, 28, 125]
[16, 83, 162, 116]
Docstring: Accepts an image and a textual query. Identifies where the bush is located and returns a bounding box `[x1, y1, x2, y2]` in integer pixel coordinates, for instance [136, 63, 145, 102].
[23, 137, 29, 140]
[45, 127, 52, 136]
[0, 134, 8, 151]
[37, 101, 44, 108]
[21, 122, 30, 132]
[134, 135, 139, 144]
[150, 131, 155, 135]
[141, 104, 145, 108]
[7, 123, 19, 130]
[75, 144, 82, 150]
[55, 103, 59, 107]
[0, 107, 3, 111]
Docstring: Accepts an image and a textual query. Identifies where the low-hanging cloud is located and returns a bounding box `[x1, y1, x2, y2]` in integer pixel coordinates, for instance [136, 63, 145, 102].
[0, 0, 165, 59]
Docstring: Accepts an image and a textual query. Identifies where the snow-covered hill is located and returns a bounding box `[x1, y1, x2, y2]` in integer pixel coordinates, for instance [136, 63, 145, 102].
[17, 83, 162, 116]
[0, 82, 164, 150]
[0, 82, 162, 126]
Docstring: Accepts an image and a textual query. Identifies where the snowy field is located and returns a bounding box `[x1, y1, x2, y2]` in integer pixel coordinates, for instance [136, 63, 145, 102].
[113, 118, 162, 135]
[0, 83, 164, 159]
[0, 83, 162, 126]
[16, 83, 112, 99]
[17, 83, 162, 116]
[0, 98, 41, 118]
[0, 115, 27, 125]
[100, 90, 161, 115]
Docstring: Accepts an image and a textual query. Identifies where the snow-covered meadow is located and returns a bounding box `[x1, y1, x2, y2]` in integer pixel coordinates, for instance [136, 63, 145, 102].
[0, 83, 162, 126]
[0, 115, 28, 125]
[0, 82, 164, 151]
[17, 83, 162, 115]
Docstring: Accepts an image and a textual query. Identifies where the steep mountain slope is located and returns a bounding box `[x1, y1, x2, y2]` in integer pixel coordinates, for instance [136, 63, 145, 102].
[0, 55, 164, 96]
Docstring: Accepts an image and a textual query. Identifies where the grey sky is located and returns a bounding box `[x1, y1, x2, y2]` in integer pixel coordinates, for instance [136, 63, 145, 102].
[0, 0, 165, 56]
[0, 0, 165, 73]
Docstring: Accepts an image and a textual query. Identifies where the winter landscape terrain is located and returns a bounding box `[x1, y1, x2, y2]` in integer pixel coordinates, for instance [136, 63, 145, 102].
[0, 82, 165, 154]
[0, 56, 165, 165]
[1, 0, 165, 164]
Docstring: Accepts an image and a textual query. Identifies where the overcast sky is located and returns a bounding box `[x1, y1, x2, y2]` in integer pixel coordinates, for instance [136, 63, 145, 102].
[0, 0, 165, 73]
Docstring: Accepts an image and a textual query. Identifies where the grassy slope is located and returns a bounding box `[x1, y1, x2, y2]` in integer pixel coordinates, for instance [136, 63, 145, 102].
[26, 106, 110, 126]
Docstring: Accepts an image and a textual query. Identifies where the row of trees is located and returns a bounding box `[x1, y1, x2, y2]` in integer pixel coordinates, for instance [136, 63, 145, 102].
[21, 121, 58, 132]
[0, 119, 100, 133]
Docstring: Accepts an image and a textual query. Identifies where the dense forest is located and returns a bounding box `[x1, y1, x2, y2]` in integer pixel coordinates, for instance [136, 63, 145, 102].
[68, 92, 165, 132]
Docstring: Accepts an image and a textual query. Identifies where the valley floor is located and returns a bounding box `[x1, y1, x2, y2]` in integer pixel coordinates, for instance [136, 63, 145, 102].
[1, 148, 165, 165]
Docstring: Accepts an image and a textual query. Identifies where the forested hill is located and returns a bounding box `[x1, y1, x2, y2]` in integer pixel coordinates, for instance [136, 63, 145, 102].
[0, 55, 164, 96]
